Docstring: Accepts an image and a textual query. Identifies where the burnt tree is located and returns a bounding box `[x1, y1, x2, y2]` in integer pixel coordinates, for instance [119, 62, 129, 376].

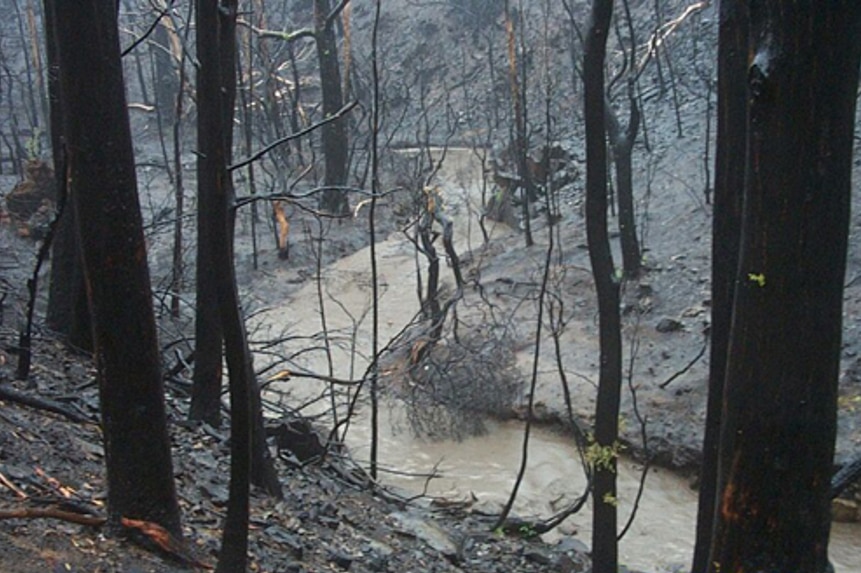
[583, 1, 623, 573]
[190, 0, 227, 427]
[194, 0, 282, 507]
[703, 4, 861, 573]
[51, 0, 182, 536]
[199, 3, 252, 569]
[605, 87, 641, 279]
[314, 0, 350, 215]
[43, 0, 91, 352]
[691, 1, 747, 570]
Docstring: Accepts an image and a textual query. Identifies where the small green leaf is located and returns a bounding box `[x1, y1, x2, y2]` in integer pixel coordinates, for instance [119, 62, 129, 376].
[748, 273, 766, 287]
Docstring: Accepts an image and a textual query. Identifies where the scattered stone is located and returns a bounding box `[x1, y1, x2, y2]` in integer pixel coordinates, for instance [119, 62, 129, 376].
[831, 498, 860, 523]
[656, 317, 684, 333]
[391, 511, 459, 559]
[267, 417, 327, 463]
[523, 547, 552, 565]
[328, 549, 353, 570]
[470, 499, 505, 517]
[682, 306, 703, 318]
[264, 525, 304, 560]
[555, 537, 589, 555]
[199, 480, 229, 506]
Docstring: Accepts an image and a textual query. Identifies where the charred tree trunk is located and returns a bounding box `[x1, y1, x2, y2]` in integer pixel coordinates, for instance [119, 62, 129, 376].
[51, 0, 182, 537]
[314, 0, 349, 216]
[195, 0, 281, 511]
[152, 20, 178, 125]
[605, 85, 641, 279]
[190, 0, 226, 427]
[583, 2, 622, 573]
[504, 1, 533, 247]
[43, 0, 91, 351]
[204, 4, 253, 569]
[706, 4, 861, 573]
[691, 2, 747, 571]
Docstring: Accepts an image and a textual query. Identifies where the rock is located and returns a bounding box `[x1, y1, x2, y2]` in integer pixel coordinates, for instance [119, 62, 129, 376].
[267, 417, 327, 463]
[391, 511, 459, 559]
[831, 498, 859, 522]
[361, 538, 393, 572]
[470, 499, 505, 517]
[264, 525, 304, 560]
[637, 283, 653, 298]
[328, 549, 353, 570]
[555, 537, 589, 555]
[555, 552, 590, 573]
[523, 547, 552, 565]
[656, 317, 684, 333]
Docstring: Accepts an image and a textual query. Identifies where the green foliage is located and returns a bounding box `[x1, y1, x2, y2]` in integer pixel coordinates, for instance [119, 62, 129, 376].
[25, 128, 43, 159]
[585, 434, 624, 473]
[748, 272, 766, 287]
[518, 524, 538, 539]
[602, 492, 619, 507]
[838, 394, 861, 412]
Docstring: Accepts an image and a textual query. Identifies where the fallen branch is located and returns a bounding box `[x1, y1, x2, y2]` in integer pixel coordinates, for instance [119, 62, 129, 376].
[0, 471, 27, 499]
[0, 384, 94, 424]
[831, 452, 861, 499]
[0, 506, 106, 527]
[658, 333, 708, 390]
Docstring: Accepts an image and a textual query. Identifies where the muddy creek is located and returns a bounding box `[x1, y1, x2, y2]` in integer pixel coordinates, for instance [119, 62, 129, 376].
[254, 149, 859, 571]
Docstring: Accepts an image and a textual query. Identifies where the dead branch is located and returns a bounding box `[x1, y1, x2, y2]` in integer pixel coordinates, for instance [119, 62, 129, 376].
[0, 383, 94, 424]
[0, 506, 106, 527]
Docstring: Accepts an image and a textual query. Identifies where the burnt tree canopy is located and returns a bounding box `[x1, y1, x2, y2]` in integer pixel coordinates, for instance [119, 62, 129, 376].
[705, 4, 861, 573]
[51, 0, 181, 536]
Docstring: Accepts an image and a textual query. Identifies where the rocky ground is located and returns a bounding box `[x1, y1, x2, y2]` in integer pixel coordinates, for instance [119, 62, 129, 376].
[0, 332, 598, 573]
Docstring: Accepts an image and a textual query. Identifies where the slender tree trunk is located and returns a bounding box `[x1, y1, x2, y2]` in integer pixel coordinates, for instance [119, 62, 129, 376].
[504, 1, 533, 247]
[583, 2, 622, 573]
[207, 4, 255, 568]
[195, 0, 281, 504]
[314, 0, 349, 215]
[190, 0, 226, 426]
[605, 87, 641, 279]
[706, 4, 861, 572]
[51, 0, 182, 537]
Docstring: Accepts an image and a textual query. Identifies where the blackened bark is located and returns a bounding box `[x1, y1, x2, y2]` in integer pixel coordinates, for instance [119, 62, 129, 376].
[583, 2, 622, 573]
[152, 21, 178, 124]
[314, 0, 349, 215]
[504, 2, 534, 247]
[707, 5, 861, 573]
[52, 0, 181, 537]
[43, 0, 91, 352]
[190, 0, 226, 427]
[691, 2, 747, 571]
[605, 87, 641, 279]
[196, 3, 281, 551]
[207, 4, 255, 569]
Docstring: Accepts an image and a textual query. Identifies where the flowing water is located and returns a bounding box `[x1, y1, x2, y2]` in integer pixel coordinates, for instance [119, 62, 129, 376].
[255, 148, 860, 572]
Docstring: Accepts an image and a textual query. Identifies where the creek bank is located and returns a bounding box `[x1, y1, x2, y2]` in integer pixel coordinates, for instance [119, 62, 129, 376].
[0, 333, 616, 573]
